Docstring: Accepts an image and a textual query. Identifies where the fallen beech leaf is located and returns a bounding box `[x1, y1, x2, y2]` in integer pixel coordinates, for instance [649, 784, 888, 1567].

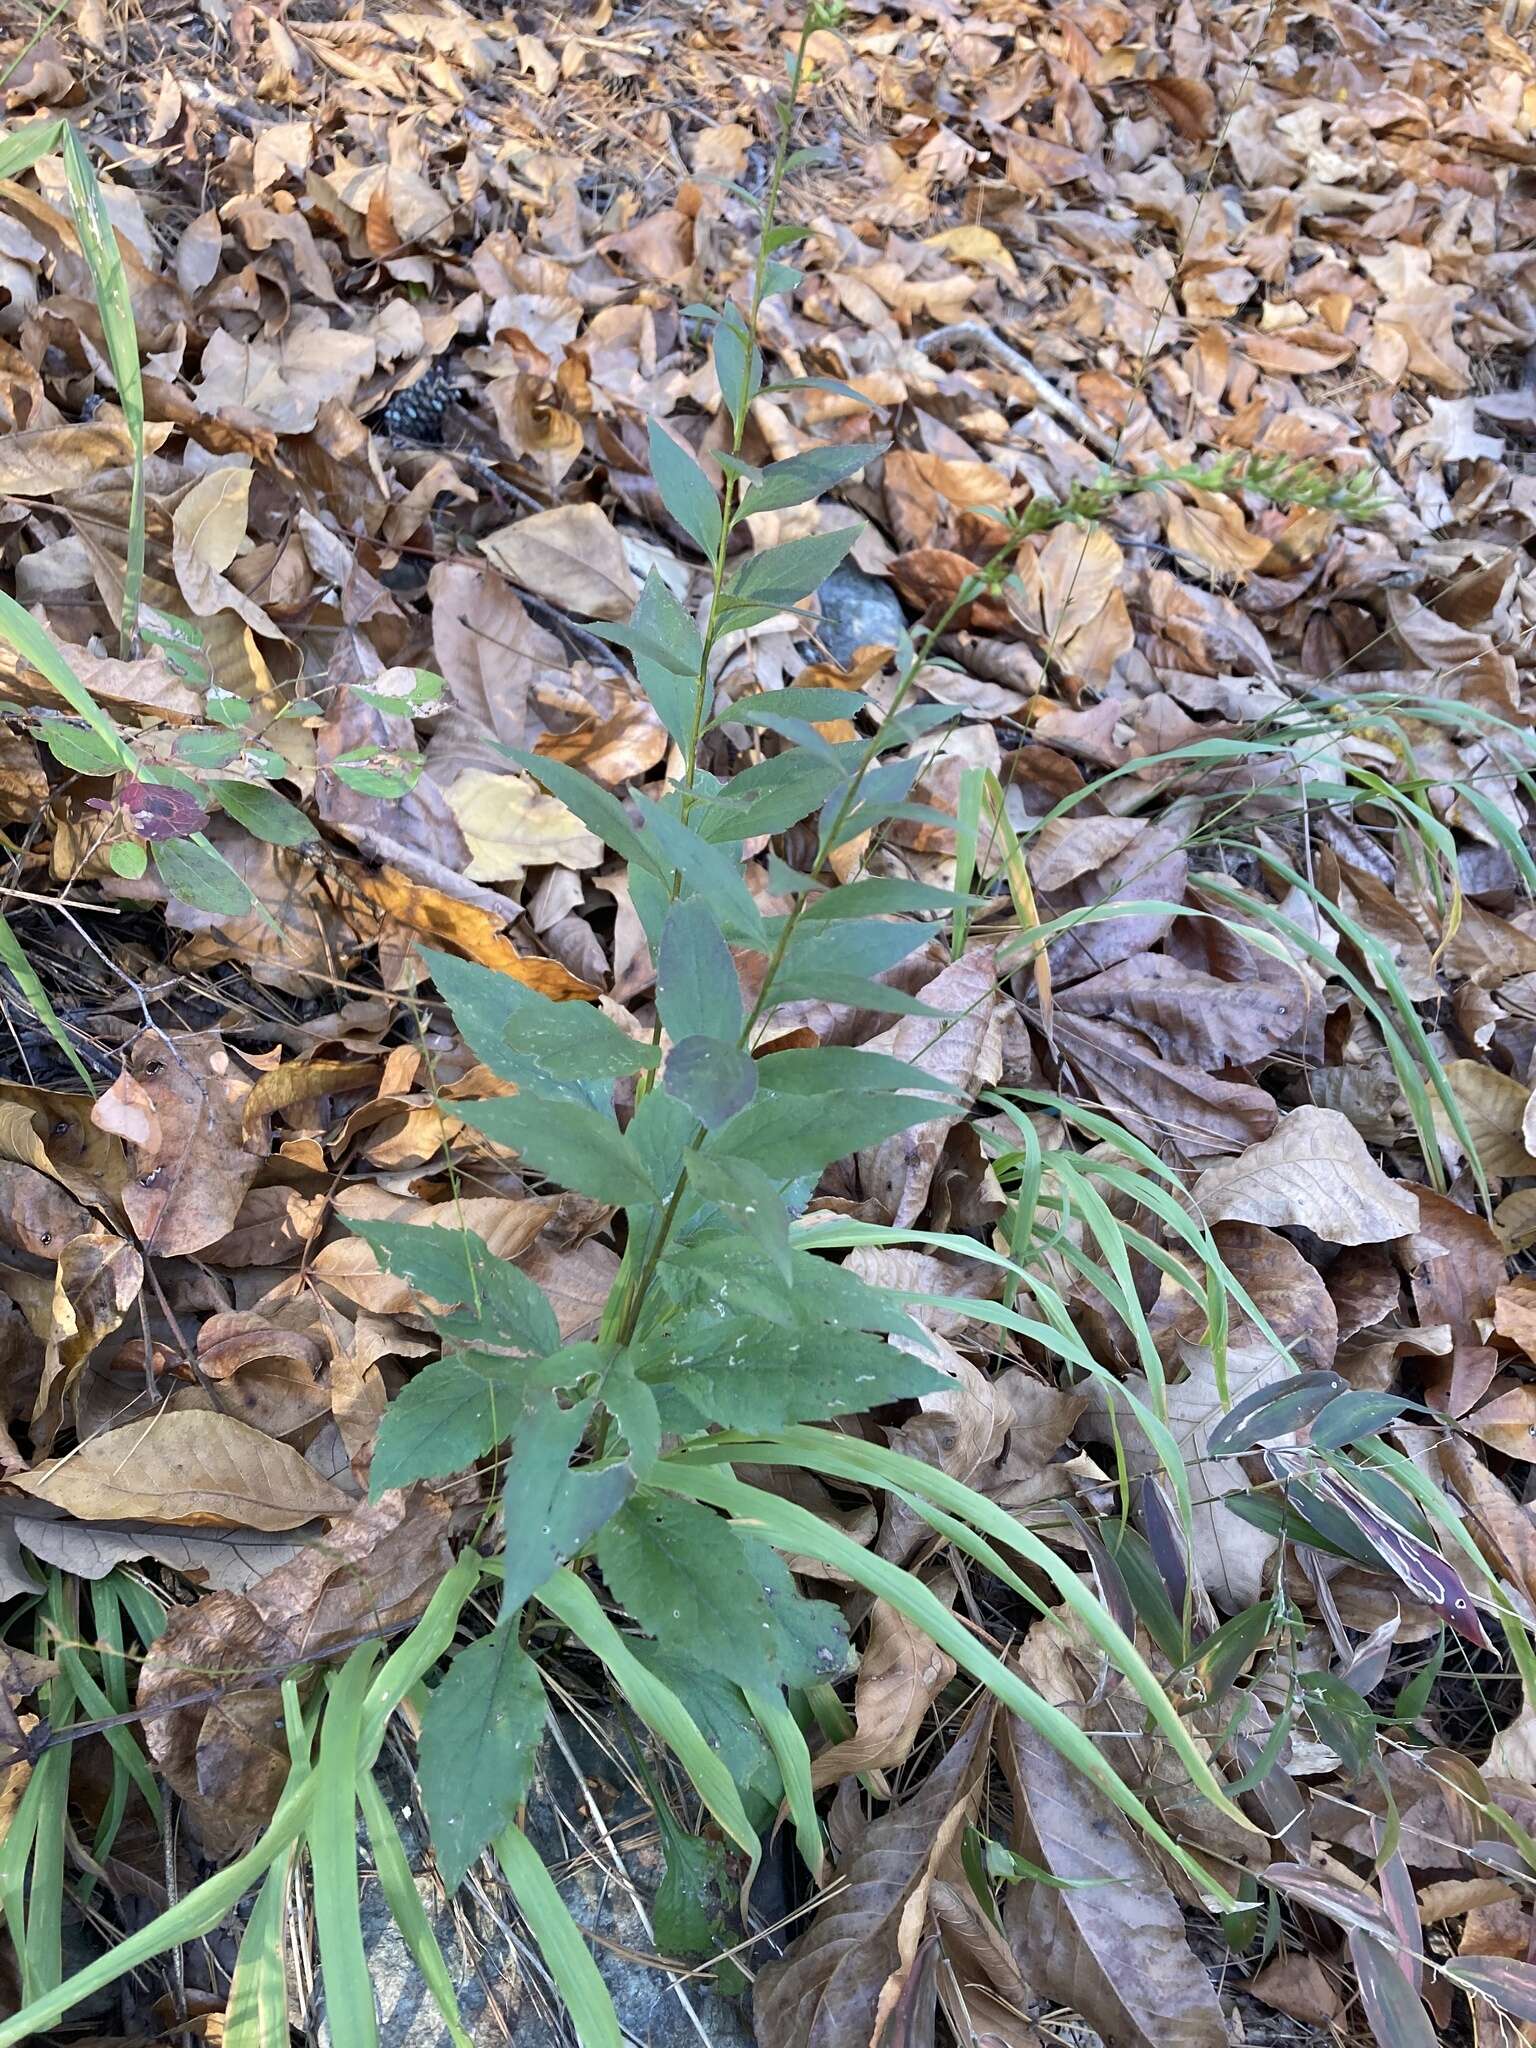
[327, 856, 599, 995]
[240, 1059, 376, 1140]
[171, 466, 280, 636]
[9, 1411, 350, 1528]
[195, 322, 376, 435]
[809, 1580, 958, 1790]
[481, 502, 637, 621]
[1194, 1107, 1420, 1245]
[856, 946, 1004, 1226]
[1000, 1708, 1227, 2048]
[446, 768, 605, 884]
[91, 1032, 263, 1257]
[1438, 1060, 1536, 1178]
[754, 1707, 994, 2046]
[0, 421, 171, 497]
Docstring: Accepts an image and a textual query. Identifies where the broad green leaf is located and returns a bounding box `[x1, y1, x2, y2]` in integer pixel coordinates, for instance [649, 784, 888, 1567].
[647, 418, 723, 556]
[419, 1621, 546, 1888]
[498, 1390, 634, 1615]
[652, 1817, 734, 1960]
[153, 835, 253, 916]
[798, 875, 976, 920]
[723, 525, 861, 611]
[346, 1221, 560, 1357]
[717, 685, 868, 729]
[641, 1313, 940, 1432]
[456, 1095, 659, 1208]
[658, 897, 741, 1044]
[663, 1036, 758, 1128]
[634, 796, 767, 947]
[369, 1353, 536, 1494]
[36, 719, 122, 777]
[428, 956, 655, 1090]
[681, 1154, 789, 1276]
[597, 1491, 848, 1696]
[589, 572, 701, 676]
[712, 320, 760, 438]
[626, 1641, 781, 1810]
[211, 779, 314, 847]
[752, 1045, 961, 1097]
[740, 443, 884, 519]
[778, 916, 933, 984]
[689, 748, 844, 839]
[707, 1089, 941, 1179]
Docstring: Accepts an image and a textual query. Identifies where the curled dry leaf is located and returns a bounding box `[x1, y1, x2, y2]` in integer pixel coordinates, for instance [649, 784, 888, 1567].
[856, 945, 1004, 1225]
[809, 1577, 958, 1791]
[753, 1705, 995, 2048]
[1194, 1107, 1420, 1245]
[90, 1032, 265, 1257]
[446, 768, 606, 884]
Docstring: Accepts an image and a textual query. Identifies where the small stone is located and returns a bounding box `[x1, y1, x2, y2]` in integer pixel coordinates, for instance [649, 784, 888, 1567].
[813, 560, 906, 668]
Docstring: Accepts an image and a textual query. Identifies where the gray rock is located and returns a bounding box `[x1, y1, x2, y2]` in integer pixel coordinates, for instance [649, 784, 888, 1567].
[814, 560, 906, 668]
[335, 1730, 755, 2048]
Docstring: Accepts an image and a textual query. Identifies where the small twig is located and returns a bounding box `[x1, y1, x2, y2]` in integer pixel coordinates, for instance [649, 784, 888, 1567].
[336, 825, 526, 926]
[915, 321, 1119, 459]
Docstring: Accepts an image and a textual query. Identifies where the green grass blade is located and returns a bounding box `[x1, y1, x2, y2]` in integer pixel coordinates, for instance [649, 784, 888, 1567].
[312, 1647, 380, 2048]
[677, 1430, 1253, 1843]
[0, 589, 131, 762]
[222, 1848, 296, 2048]
[61, 127, 145, 654]
[535, 1568, 760, 1872]
[358, 1768, 475, 2048]
[660, 1461, 1241, 1906]
[744, 1688, 822, 1881]
[494, 1825, 621, 2048]
[0, 912, 96, 1091]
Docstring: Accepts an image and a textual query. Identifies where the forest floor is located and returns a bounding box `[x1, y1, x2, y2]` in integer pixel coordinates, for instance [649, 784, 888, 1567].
[2, 0, 1536, 2045]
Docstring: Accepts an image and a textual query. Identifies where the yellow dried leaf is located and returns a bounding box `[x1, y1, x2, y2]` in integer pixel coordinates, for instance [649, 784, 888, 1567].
[446, 768, 605, 883]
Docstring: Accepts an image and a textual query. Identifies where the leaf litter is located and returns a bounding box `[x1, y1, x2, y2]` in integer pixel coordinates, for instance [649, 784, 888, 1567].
[1, 0, 1536, 2041]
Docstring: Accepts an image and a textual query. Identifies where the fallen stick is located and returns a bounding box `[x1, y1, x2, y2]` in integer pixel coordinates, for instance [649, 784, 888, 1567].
[915, 321, 1119, 460]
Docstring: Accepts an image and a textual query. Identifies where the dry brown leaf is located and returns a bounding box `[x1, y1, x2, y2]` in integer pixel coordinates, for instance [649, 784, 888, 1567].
[170, 466, 280, 637]
[809, 1580, 958, 1791]
[1193, 1107, 1420, 1245]
[753, 1706, 994, 2047]
[481, 503, 637, 621]
[327, 855, 599, 995]
[8, 1410, 350, 1528]
[136, 1487, 451, 1848]
[90, 1032, 264, 1257]
[856, 945, 1004, 1226]
[1439, 1059, 1536, 1178]
[999, 1703, 1227, 2048]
